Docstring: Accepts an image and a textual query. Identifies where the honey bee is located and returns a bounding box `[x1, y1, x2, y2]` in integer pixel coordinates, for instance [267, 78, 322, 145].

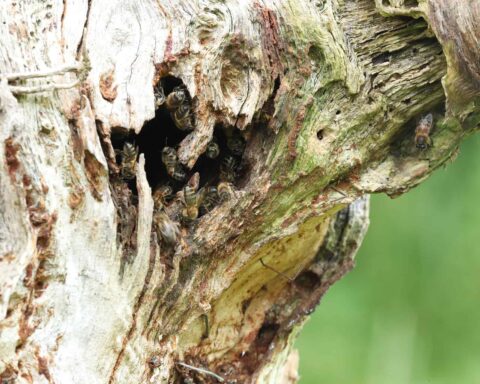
[172, 103, 194, 131]
[161, 147, 186, 181]
[226, 131, 246, 156]
[199, 186, 219, 215]
[154, 84, 165, 108]
[179, 173, 202, 223]
[153, 210, 180, 246]
[165, 86, 187, 111]
[415, 113, 433, 150]
[217, 182, 234, 202]
[171, 164, 187, 181]
[153, 184, 173, 210]
[120, 142, 138, 180]
[181, 185, 200, 223]
[205, 140, 220, 159]
[220, 155, 238, 183]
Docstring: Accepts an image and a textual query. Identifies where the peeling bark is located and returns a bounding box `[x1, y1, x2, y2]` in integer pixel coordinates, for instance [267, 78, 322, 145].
[0, 1, 479, 383]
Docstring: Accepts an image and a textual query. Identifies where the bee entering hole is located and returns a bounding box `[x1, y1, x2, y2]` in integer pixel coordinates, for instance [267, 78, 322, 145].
[317, 129, 324, 140]
[137, 75, 192, 189]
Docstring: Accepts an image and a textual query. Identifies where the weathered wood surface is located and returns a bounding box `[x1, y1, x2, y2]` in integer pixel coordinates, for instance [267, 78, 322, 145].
[0, 0, 478, 383]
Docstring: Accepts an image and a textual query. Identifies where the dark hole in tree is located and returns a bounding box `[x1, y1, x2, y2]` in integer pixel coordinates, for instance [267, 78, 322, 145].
[294, 270, 320, 291]
[254, 323, 279, 353]
[189, 125, 229, 189]
[109, 72, 252, 259]
[372, 52, 391, 65]
[336, 109, 341, 115]
[136, 76, 191, 190]
[317, 129, 324, 140]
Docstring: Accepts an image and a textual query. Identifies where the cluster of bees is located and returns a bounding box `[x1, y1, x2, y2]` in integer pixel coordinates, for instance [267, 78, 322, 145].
[117, 84, 247, 247]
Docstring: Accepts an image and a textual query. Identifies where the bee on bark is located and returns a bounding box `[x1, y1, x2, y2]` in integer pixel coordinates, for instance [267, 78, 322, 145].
[154, 84, 165, 108]
[181, 185, 199, 223]
[226, 131, 246, 156]
[120, 142, 138, 180]
[165, 86, 187, 111]
[161, 147, 186, 181]
[205, 139, 220, 159]
[172, 103, 194, 131]
[415, 113, 433, 150]
[153, 210, 180, 246]
[180, 173, 203, 223]
[220, 155, 238, 183]
[218, 182, 234, 202]
[153, 184, 173, 210]
[199, 186, 219, 215]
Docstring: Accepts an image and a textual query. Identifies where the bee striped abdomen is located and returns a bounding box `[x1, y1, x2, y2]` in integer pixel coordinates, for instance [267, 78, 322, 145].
[120, 142, 138, 180]
[165, 87, 186, 111]
[199, 186, 219, 215]
[172, 103, 194, 131]
[205, 141, 220, 159]
[415, 113, 433, 150]
[218, 182, 234, 203]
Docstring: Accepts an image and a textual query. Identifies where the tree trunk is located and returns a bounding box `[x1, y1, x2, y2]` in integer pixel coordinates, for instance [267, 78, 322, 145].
[0, 1, 478, 383]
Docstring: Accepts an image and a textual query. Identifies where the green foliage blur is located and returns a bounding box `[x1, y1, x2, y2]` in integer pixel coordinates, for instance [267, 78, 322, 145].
[297, 135, 480, 384]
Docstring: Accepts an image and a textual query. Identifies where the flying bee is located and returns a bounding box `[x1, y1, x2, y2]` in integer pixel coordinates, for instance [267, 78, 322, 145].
[199, 186, 219, 215]
[220, 155, 238, 183]
[226, 131, 246, 156]
[217, 182, 234, 203]
[153, 210, 180, 246]
[415, 113, 433, 150]
[154, 84, 165, 108]
[162, 147, 186, 181]
[205, 139, 220, 159]
[120, 142, 138, 180]
[165, 86, 187, 111]
[172, 103, 194, 131]
[153, 184, 173, 210]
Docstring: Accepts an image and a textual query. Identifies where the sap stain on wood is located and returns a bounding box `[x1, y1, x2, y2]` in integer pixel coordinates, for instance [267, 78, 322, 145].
[84, 150, 107, 201]
[288, 96, 314, 159]
[99, 69, 118, 102]
[255, 4, 285, 79]
[4, 137, 20, 180]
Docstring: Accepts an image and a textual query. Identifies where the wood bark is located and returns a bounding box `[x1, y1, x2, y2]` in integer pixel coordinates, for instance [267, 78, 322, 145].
[0, 1, 479, 383]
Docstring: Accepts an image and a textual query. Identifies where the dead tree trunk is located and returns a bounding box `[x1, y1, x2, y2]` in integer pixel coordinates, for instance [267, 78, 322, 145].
[0, 1, 478, 383]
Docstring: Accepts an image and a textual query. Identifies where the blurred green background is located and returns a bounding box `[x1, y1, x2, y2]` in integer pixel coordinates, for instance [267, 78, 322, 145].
[296, 134, 480, 384]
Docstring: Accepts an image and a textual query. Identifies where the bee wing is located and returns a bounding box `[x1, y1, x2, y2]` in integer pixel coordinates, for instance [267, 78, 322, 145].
[424, 113, 433, 125]
[196, 186, 208, 205]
